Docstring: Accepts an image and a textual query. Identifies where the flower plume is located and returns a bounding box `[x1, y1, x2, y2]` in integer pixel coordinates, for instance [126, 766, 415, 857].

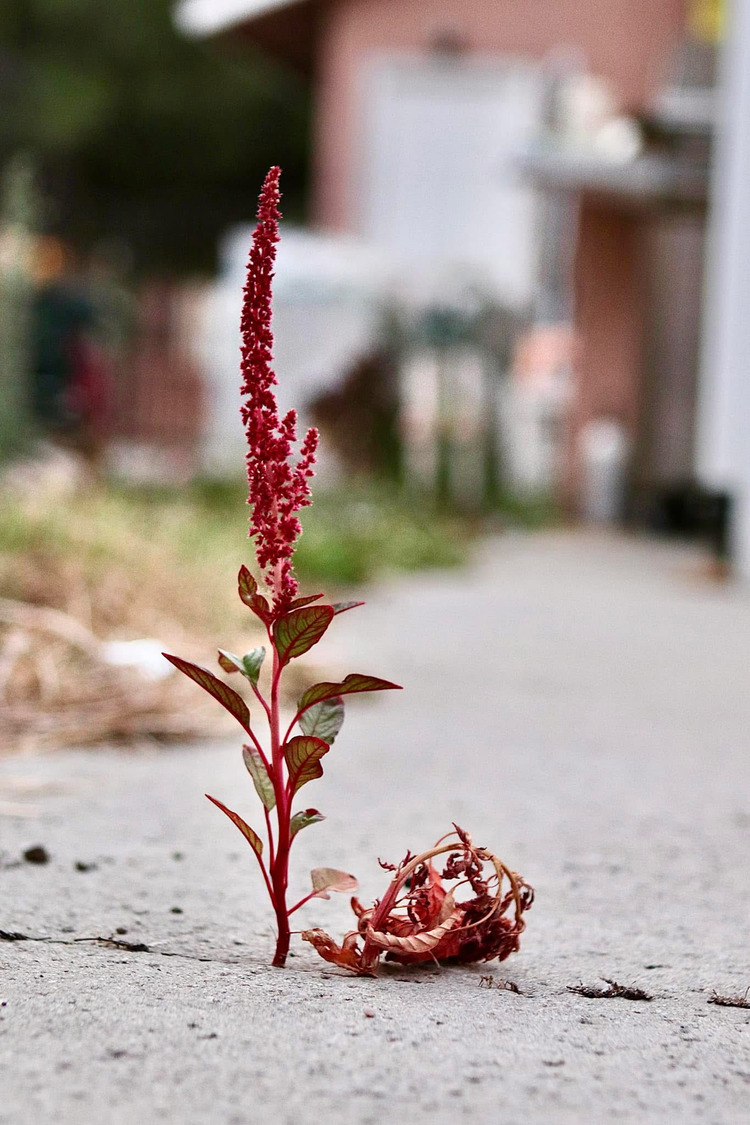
[239, 166, 318, 610]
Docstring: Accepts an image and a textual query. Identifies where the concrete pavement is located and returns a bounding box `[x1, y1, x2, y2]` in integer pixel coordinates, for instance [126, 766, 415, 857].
[2, 531, 749, 1123]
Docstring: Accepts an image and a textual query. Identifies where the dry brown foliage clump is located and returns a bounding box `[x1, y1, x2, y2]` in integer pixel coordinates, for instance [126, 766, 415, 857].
[0, 594, 244, 752]
[302, 825, 533, 976]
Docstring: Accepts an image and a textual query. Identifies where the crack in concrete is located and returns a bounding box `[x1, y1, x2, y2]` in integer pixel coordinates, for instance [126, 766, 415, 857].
[0, 929, 249, 966]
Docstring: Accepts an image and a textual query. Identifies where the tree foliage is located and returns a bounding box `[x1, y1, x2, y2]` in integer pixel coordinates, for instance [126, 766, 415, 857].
[0, 0, 309, 271]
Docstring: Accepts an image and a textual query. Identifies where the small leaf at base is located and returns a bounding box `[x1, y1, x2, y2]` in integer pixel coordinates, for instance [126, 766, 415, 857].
[310, 867, 359, 899]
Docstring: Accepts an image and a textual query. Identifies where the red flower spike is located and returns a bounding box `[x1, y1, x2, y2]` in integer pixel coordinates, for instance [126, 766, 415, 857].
[239, 166, 319, 613]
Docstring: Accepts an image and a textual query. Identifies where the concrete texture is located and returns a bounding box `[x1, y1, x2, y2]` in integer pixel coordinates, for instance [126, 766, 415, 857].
[1, 531, 749, 1124]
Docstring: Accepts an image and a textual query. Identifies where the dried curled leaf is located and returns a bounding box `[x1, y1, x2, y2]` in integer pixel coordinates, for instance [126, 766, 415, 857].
[365, 910, 462, 955]
[301, 929, 374, 975]
[302, 826, 533, 976]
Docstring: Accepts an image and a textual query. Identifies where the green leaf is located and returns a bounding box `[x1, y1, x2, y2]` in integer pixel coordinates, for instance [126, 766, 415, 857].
[163, 653, 250, 729]
[299, 697, 345, 744]
[273, 606, 334, 666]
[238, 566, 272, 623]
[297, 673, 402, 714]
[242, 647, 266, 686]
[206, 794, 263, 857]
[218, 647, 267, 687]
[310, 867, 359, 899]
[332, 601, 365, 615]
[289, 808, 325, 838]
[284, 735, 330, 793]
[242, 745, 276, 810]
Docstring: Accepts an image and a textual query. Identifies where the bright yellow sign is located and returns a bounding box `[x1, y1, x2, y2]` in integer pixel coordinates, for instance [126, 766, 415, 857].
[689, 0, 725, 42]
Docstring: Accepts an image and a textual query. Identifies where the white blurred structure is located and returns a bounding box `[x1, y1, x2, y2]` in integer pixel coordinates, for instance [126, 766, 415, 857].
[360, 58, 542, 310]
[175, 0, 282, 36]
[580, 418, 630, 524]
[196, 226, 392, 476]
[697, 0, 750, 576]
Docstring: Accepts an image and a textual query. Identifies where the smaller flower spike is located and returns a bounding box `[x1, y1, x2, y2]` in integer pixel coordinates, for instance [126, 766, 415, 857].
[239, 166, 319, 612]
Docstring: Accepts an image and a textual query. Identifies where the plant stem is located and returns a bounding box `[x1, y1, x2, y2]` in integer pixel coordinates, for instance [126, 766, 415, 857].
[286, 889, 318, 916]
[268, 636, 291, 967]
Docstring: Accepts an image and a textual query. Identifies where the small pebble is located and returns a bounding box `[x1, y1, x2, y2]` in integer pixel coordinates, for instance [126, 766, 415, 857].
[23, 846, 49, 865]
[363, 1008, 376, 1018]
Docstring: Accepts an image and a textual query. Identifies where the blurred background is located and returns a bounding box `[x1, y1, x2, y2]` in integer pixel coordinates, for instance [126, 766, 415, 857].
[1, 0, 748, 750]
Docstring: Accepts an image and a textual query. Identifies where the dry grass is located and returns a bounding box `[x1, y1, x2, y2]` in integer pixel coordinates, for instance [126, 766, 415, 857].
[0, 454, 470, 753]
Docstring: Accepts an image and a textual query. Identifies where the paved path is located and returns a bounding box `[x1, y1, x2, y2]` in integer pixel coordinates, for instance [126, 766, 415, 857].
[2, 532, 749, 1124]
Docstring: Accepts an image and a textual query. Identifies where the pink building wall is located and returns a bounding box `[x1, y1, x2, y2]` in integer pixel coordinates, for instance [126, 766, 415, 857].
[313, 0, 687, 231]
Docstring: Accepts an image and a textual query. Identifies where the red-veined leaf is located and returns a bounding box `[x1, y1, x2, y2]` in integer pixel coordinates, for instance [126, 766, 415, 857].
[273, 605, 334, 666]
[218, 649, 242, 674]
[163, 654, 250, 729]
[289, 808, 325, 838]
[288, 593, 324, 610]
[206, 794, 263, 856]
[237, 566, 272, 623]
[284, 735, 330, 792]
[332, 601, 365, 615]
[242, 745, 276, 810]
[297, 673, 401, 714]
[219, 647, 267, 687]
[310, 867, 359, 899]
[299, 697, 345, 744]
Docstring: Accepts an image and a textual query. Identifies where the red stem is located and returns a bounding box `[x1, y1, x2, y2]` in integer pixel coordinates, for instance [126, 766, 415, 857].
[286, 889, 318, 916]
[264, 805, 276, 869]
[244, 722, 269, 768]
[250, 678, 272, 722]
[255, 850, 277, 910]
[267, 631, 291, 967]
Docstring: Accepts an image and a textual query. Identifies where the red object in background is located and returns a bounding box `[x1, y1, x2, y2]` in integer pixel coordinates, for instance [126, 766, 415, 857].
[67, 335, 114, 436]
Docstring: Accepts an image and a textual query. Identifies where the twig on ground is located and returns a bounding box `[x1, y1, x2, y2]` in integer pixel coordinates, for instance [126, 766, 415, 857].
[708, 988, 750, 1009]
[568, 978, 652, 1001]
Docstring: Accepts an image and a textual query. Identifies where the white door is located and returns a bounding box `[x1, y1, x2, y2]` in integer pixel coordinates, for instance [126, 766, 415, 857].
[359, 55, 543, 307]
